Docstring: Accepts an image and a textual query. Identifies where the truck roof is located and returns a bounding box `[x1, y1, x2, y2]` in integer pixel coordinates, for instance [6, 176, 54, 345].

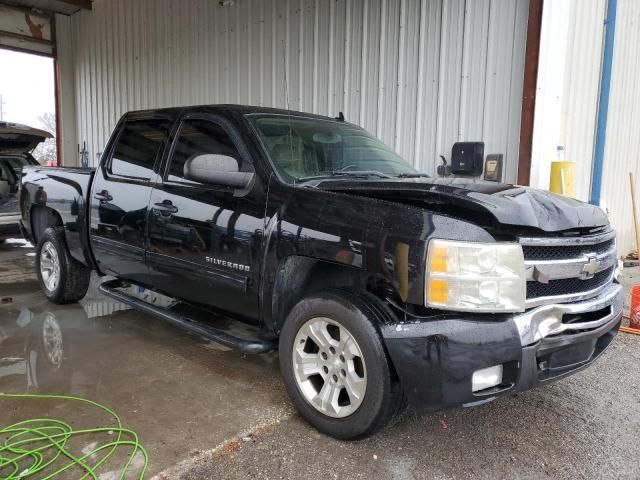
[123, 104, 345, 123]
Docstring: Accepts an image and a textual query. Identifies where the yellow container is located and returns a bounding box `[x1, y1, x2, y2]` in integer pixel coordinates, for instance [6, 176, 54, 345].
[549, 161, 575, 197]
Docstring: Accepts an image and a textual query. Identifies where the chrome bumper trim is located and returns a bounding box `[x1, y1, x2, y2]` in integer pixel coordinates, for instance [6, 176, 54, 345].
[514, 283, 621, 346]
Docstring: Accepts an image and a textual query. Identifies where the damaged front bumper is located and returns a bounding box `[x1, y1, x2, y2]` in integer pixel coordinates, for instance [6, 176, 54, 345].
[382, 283, 622, 410]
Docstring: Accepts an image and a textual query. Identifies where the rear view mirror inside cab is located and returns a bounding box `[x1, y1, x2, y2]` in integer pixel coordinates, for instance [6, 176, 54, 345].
[183, 154, 254, 188]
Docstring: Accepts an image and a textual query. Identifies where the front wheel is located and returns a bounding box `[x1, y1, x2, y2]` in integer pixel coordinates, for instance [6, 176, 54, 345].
[36, 227, 90, 304]
[279, 291, 404, 439]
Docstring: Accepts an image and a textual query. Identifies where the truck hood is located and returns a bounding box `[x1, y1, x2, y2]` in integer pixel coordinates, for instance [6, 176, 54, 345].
[320, 177, 609, 234]
[0, 122, 52, 154]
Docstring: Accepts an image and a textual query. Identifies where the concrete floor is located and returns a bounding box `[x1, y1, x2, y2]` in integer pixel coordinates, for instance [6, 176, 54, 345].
[1, 239, 639, 479]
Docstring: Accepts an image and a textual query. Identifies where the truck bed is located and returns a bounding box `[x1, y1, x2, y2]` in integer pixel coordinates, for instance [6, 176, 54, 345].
[20, 166, 95, 265]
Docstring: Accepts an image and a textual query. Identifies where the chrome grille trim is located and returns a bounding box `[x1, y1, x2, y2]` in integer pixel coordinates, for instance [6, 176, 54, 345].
[519, 229, 617, 307]
[524, 270, 616, 308]
[518, 229, 615, 247]
[524, 245, 617, 282]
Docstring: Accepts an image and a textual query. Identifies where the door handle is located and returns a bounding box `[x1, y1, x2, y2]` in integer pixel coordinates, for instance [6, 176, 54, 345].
[94, 190, 112, 202]
[153, 200, 179, 214]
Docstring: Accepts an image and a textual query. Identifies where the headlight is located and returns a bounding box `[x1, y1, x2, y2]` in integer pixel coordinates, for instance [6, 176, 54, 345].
[426, 239, 526, 313]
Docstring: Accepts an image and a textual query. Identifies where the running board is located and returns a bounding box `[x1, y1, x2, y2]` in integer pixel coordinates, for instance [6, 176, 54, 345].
[99, 279, 276, 354]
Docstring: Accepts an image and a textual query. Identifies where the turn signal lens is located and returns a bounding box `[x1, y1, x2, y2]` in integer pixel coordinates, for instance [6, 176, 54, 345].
[430, 245, 449, 272]
[428, 279, 449, 304]
[426, 239, 526, 312]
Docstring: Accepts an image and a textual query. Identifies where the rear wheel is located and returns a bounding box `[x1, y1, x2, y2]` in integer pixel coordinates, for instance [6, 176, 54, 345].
[279, 291, 404, 439]
[36, 227, 90, 304]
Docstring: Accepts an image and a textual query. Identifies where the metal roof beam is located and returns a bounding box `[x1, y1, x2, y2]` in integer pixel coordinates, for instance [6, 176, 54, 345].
[55, 0, 91, 10]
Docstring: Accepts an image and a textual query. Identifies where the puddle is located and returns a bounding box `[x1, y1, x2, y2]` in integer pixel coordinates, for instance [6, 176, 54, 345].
[0, 249, 289, 476]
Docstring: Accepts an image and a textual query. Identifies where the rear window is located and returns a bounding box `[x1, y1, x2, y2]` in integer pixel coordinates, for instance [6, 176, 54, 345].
[4, 157, 29, 178]
[109, 119, 170, 179]
[0, 161, 13, 182]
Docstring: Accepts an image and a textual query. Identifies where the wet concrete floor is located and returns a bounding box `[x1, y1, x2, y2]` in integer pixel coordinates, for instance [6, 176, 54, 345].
[1, 239, 639, 479]
[0, 239, 292, 477]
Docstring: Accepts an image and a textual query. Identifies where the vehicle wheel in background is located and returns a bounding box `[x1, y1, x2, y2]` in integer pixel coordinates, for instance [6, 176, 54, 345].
[36, 227, 90, 304]
[279, 290, 404, 440]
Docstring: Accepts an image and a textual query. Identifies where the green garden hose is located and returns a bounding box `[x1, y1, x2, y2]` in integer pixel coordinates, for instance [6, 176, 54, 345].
[0, 393, 148, 479]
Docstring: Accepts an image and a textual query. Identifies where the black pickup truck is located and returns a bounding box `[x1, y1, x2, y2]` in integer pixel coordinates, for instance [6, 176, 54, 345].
[19, 105, 621, 439]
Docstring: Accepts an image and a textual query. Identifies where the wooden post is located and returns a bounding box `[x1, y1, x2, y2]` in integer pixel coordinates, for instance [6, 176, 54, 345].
[517, 0, 544, 186]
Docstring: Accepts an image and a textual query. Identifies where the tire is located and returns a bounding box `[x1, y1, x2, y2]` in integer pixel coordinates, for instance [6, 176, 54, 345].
[279, 290, 404, 440]
[36, 227, 90, 304]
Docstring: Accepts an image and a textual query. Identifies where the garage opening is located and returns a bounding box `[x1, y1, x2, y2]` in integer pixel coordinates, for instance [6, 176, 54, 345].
[0, 49, 56, 165]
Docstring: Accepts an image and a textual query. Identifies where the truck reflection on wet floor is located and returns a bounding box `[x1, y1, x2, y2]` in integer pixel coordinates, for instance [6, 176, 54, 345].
[0, 264, 288, 476]
[0, 277, 282, 394]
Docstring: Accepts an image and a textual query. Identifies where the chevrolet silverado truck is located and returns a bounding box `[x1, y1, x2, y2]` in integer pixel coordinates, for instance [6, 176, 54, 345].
[19, 105, 621, 439]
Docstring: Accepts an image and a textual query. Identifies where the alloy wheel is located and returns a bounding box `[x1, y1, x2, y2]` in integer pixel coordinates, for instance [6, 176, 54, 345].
[292, 317, 367, 418]
[40, 241, 60, 292]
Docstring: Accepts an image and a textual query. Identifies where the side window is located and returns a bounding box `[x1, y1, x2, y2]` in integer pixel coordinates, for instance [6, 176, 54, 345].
[109, 119, 170, 179]
[167, 118, 245, 184]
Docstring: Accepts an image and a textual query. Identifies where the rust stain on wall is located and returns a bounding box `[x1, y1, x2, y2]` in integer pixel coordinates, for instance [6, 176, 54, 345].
[24, 14, 45, 39]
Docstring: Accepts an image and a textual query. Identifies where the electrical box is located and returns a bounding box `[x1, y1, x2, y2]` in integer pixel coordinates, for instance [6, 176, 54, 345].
[483, 154, 504, 182]
[451, 142, 484, 176]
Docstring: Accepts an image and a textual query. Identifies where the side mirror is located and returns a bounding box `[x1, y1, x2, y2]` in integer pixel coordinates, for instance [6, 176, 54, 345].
[183, 154, 254, 188]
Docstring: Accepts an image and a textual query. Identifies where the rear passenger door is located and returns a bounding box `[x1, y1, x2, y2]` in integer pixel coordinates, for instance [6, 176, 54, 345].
[146, 115, 264, 320]
[89, 117, 171, 284]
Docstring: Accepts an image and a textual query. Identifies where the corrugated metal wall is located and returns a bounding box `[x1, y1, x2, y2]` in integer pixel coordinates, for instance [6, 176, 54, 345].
[530, 0, 605, 202]
[561, 0, 605, 202]
[532, 0, 640, 255]
[55, 0, 529, 181]
[600, 0, 640, 255]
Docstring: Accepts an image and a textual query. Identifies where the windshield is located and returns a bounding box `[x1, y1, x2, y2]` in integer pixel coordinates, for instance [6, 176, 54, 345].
[247, 114, 423, 183]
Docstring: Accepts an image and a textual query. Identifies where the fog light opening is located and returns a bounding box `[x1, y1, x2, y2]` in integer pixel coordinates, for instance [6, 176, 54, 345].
[472, 364, 504, 393]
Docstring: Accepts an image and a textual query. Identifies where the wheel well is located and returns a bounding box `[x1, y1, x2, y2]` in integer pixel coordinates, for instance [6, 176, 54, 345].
[271, 256, 393, 333]
[30, 206, 63, 246]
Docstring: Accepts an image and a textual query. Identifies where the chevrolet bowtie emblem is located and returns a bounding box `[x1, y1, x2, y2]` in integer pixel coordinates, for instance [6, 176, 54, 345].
[581, 256, 601, 278]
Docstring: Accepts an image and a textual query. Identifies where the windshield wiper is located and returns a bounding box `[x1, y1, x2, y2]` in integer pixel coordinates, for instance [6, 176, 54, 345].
[297, 170, 393, 182]
[395, 173, 430, 178]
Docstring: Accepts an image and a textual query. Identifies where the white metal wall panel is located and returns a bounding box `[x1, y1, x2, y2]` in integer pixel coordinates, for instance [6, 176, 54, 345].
[56, 0, 529, 180]
[600, 0, 640, 256]
[530, 0, 570, 195]
[482, 0, 528, 183]
[562, 0, 605, 202]
[531, 0, 605, 202]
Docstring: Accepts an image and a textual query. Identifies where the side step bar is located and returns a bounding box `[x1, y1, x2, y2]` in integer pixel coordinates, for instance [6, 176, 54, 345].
[99, 279, 276, 354]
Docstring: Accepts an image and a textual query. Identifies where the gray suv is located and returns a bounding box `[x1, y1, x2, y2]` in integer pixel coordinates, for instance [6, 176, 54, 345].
[0, 122, 50, 243]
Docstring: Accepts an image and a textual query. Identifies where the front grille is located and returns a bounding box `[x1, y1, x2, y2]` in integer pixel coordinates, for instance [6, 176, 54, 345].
[520, 230, 616, 306]
[527, 267, 614, 300]
[522, 238, 615, 261]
